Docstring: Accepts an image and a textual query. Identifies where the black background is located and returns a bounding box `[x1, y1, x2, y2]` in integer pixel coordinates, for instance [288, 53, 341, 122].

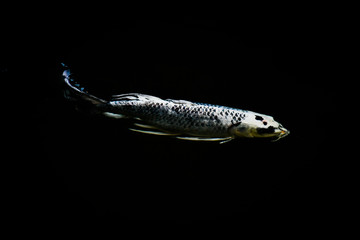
[5, 11, 339, 224]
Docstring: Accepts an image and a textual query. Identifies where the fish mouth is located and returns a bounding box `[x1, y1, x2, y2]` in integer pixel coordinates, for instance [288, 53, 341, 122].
[279, 127, 290, 138]
[271, 127, 290, 142]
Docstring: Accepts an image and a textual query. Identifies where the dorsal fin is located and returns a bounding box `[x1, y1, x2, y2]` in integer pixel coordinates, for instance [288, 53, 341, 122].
[111, 93, 163, 102]
[166, 99, 197, 106]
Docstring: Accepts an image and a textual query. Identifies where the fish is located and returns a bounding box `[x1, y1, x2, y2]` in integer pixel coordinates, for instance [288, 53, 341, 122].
[62, 64, 290, 144]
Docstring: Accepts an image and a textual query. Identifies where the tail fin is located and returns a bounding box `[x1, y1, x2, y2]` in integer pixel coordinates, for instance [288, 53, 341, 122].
[62, 63, 107, 107]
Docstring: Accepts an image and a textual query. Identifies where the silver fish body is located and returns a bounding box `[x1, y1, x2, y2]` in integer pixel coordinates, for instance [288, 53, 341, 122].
[62, 65, 289, 143]
[108, 94, 246, 137]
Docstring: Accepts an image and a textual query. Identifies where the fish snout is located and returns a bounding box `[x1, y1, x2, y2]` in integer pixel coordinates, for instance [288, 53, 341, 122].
[279, 126, 290, 138]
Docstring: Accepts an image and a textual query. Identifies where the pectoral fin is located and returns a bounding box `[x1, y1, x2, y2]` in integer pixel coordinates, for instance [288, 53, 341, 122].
[133, 123, 158, 129]
[130, 121, 234, 143]
[129, 128, 179, 136]
[176, 136, 234, 143]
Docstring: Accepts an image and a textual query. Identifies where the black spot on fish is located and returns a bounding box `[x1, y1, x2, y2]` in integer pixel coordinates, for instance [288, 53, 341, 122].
[232, 121, 242, 127]
[257, 126, 275, 134]
[255, 115, 264, 121]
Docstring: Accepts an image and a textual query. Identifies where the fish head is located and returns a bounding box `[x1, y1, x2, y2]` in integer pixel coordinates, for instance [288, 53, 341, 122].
[232, 113, 290, 141]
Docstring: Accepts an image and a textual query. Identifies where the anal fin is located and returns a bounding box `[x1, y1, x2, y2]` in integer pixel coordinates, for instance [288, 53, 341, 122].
[103, 112, 128, 119]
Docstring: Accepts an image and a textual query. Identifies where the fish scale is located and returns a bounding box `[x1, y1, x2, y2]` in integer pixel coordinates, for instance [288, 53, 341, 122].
[109, 98, 246, 137]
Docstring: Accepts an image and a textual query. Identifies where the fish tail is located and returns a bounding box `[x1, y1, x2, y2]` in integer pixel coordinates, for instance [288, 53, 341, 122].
[61, 63, 128, 119]
[62, 63, 108, 110]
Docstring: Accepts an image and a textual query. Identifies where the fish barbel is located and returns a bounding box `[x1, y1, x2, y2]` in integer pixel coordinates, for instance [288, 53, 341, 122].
[62, 64, 289, 143]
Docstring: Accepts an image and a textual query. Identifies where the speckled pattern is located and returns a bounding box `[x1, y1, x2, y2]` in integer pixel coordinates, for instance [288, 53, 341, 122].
[110, 95, 247, 137]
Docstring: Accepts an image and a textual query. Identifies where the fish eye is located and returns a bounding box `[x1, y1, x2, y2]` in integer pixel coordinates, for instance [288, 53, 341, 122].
[262, 120, 267, 126]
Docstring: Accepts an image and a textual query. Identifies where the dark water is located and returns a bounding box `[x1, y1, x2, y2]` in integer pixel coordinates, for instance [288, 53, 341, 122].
[10, 15, 337, 224]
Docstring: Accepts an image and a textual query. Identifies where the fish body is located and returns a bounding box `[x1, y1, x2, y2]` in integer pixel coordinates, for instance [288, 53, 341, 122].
[109, 95, 248, 138]
[62, 65, 289, 143]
